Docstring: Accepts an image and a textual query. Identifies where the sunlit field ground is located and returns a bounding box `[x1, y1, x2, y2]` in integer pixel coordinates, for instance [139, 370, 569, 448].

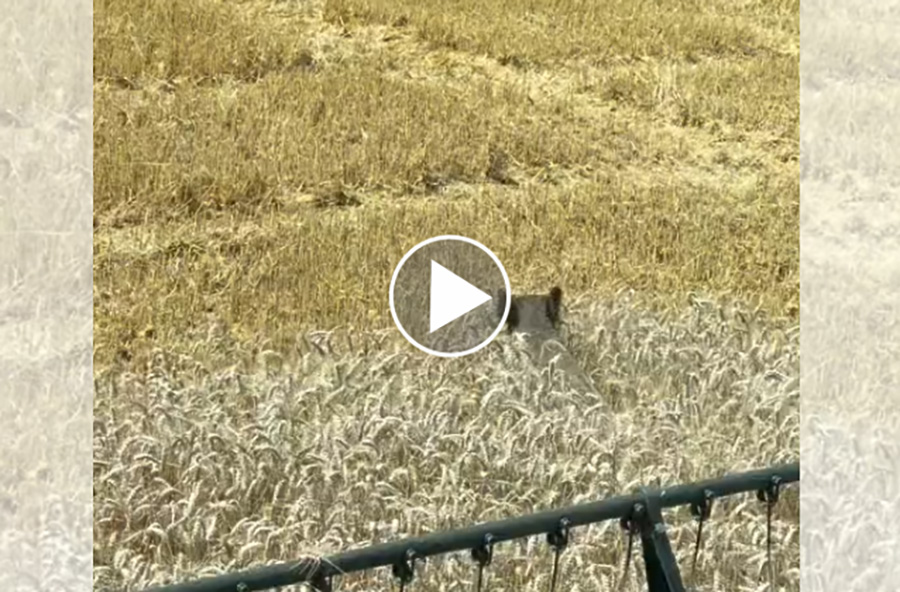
[801, 0, 900, 589]
[93, 0, 800, 589]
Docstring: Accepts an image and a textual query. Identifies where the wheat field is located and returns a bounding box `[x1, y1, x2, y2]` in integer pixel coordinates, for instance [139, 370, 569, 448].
[92, 0, 800, 590]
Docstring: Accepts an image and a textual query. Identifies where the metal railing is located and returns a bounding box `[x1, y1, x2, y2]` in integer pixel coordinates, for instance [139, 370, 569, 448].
[142, 462, 799, 592]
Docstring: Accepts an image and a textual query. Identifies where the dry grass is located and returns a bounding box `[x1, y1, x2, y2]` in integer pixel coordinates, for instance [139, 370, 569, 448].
[94, 177, 797, 371]
[93, 0, 800, 589]
[324, 0, 797, 65]
[93, 0, 799, 371]
[94, 68, 647, 221]
[94, 0, 317, 81]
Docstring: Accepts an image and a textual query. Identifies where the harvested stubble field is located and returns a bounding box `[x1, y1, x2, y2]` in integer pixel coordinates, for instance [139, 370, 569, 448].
[93, 0, 799, 590]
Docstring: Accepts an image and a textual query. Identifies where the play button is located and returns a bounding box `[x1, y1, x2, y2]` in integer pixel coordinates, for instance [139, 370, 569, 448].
[429, 261, 493, 333]
[390, 236, 511, 357]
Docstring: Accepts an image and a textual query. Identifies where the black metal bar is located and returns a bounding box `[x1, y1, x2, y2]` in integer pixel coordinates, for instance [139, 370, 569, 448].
[141, 462, 798, 592]
[633, 488, 686, 592]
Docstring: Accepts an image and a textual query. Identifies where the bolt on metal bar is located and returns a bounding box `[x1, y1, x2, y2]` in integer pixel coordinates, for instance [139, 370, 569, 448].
[140, 462, 798, 592]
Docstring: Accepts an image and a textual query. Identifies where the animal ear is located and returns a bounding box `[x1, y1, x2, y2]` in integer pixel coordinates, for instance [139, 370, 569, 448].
[549, 286, 562, 304]
[546, 286, 562, 323]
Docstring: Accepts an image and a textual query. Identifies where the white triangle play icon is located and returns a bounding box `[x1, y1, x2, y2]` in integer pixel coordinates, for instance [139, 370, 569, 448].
[429, 260, 492, 333]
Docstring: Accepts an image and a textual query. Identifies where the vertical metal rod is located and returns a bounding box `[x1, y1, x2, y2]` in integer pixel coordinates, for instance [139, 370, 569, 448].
[635, 489, 686, 592]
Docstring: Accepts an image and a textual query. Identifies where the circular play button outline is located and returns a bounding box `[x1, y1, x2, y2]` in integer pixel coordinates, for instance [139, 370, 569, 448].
[389, 235, 511, 358]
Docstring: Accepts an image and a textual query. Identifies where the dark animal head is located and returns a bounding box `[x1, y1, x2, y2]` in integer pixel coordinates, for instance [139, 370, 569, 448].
[495, 286, 563, 335]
